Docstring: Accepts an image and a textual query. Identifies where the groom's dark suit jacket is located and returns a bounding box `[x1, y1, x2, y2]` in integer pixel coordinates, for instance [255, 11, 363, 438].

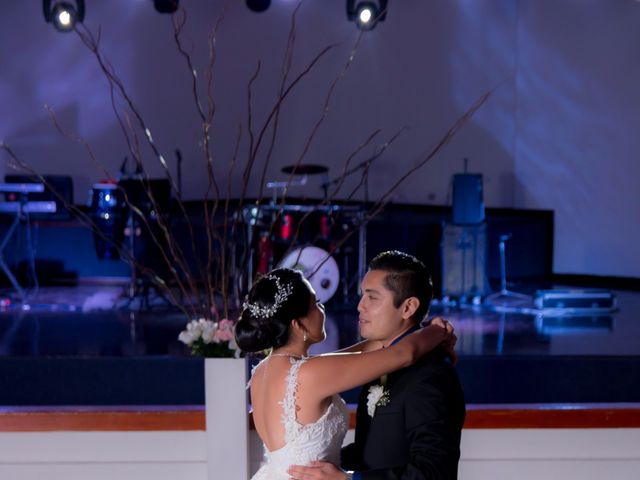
[341, 348, 465, 479]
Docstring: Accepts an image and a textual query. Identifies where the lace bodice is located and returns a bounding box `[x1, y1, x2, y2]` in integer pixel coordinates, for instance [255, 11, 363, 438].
[251, 357, 349, 480]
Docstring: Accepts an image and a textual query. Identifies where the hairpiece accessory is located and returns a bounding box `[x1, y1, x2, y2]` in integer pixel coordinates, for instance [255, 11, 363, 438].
[243, 274, 294, 319]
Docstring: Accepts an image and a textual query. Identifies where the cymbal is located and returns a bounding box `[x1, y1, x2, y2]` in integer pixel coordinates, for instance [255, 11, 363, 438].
[281, 164, 328, 175]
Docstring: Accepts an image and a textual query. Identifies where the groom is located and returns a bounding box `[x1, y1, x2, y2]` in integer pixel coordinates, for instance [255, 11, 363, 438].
[288, 250, 465, 479]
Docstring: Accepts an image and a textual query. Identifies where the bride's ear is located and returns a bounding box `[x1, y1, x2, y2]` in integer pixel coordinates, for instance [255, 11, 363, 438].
[291, 318, 310, 343]
[290, 318, 305, 336]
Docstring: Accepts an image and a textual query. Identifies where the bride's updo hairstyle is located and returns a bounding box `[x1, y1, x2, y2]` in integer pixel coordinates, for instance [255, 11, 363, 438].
[235, 268, 311, 352]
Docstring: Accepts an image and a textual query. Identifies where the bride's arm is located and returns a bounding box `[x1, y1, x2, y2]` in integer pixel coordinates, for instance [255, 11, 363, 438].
[301, 322, 452, 399]
[333, 339, 381, 354]
[333, 318, 454, 355]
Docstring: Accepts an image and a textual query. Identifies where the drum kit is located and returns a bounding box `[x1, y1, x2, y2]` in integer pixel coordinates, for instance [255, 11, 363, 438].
[86, 163, 366, 305]
[245, 164, 366, 304]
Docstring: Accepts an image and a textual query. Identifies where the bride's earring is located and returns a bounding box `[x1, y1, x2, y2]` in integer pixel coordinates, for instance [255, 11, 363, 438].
[303, 332, 308, 342]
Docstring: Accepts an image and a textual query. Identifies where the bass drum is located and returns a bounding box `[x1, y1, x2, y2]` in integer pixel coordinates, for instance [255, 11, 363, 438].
[278, 246, 339, 304]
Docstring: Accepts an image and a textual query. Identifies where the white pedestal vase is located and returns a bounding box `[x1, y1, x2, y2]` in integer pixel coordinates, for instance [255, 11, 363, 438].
[205, 357, 249, 480]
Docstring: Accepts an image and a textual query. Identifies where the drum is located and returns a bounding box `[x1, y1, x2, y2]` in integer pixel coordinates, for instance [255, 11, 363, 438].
[278, 213, 295, 241]
[318, 212, 331, 239]
[256, 231, 273, 275]
[88, 183, 126, 260]
[273, 206, 338, 245]
[278, 246, 340, 303]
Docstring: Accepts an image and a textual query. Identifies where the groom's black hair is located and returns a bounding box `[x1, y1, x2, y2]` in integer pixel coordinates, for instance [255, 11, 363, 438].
[368, 250, 433, 324]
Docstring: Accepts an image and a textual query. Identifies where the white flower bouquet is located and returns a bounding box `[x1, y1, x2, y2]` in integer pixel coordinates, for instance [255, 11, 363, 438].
[178, 318, 239, 358]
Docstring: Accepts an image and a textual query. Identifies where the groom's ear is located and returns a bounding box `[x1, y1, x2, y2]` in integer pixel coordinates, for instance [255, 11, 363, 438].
[401, 297, 420, 320]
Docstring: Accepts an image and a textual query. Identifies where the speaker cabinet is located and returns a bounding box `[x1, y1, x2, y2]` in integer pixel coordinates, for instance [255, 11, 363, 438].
[442, 223, 488, 298]
[452, 174, 484, 225]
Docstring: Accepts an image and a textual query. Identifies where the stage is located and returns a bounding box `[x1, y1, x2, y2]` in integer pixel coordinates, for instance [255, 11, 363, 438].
[1, 283, 639, 407]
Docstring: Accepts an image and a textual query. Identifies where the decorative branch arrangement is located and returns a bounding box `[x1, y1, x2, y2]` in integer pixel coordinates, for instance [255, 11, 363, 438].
[1, 1, 491, 328]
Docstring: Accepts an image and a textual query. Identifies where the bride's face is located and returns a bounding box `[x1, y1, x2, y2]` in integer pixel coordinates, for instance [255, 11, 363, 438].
[300, 279, 326, 344]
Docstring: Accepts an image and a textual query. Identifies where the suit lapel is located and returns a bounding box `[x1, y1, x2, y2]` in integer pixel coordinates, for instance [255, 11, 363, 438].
[355, 380, 375, 446]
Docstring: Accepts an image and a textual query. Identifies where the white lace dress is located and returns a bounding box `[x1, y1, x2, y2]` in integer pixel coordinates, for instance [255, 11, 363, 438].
[251, 357, 349, 480]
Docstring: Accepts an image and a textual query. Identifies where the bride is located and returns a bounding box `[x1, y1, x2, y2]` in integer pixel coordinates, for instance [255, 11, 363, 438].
[234, 268, 455, 480]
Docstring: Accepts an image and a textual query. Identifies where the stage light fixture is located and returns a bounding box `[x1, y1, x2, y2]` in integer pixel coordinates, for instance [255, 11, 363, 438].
[246, 0, 271, 13]
[346, 0, 387, 31]
[153, 0, 179, 14]
[43, 0, 85, 33]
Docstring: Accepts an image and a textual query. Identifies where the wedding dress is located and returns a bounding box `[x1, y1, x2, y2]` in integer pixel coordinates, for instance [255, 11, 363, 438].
[251, 357, 349, 480]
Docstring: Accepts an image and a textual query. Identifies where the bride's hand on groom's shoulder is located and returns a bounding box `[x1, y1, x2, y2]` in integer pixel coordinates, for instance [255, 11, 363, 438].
[287, 460, 351, 480]
[424, 317, 458, 365]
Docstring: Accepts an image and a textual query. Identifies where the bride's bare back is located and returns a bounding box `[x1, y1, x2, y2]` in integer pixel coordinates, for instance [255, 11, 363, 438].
[251, 355, 331, 452]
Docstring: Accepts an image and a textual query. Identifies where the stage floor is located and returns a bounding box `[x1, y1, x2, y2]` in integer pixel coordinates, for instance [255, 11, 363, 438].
[1, 284, 639, 406]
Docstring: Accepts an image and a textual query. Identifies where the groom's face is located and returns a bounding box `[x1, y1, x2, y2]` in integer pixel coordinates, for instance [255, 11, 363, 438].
[357, 269, 408, 345]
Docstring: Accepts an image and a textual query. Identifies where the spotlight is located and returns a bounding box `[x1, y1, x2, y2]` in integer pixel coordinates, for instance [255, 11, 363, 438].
[43, 0, 85, 33]
[346, 0, 387, 31]
[153, 0, 179, 14]
[246, 0, 271, 13]
[358, 5, 374, 25]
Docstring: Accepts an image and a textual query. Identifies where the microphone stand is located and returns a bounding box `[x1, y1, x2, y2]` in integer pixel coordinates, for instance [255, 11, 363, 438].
[319, 156, 376, 305]
[175, 149, 182, 201]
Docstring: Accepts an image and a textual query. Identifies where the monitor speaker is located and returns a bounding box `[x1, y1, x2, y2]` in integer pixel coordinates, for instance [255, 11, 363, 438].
[452, 174, 484, 225]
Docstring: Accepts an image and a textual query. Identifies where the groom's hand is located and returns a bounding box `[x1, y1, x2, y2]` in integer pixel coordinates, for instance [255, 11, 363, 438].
[287, 460, 350, 480]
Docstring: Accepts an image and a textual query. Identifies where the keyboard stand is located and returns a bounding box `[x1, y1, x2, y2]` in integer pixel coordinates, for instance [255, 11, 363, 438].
[0, 195, 41, 305]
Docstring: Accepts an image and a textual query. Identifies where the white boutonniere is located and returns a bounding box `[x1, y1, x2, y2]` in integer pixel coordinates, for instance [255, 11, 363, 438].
[366, 374, 390, 417]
